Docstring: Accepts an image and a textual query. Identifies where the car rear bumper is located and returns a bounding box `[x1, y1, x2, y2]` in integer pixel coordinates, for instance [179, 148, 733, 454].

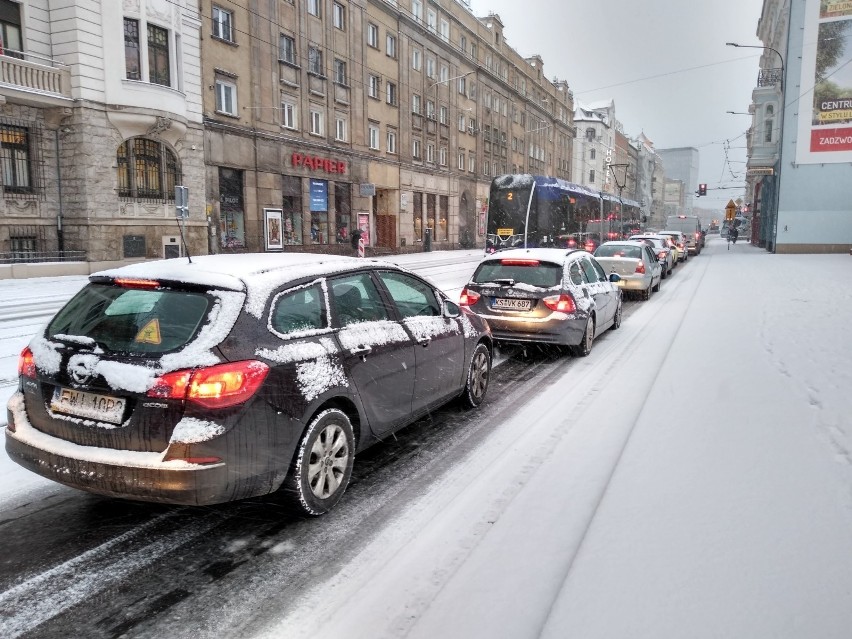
[482, 314, 586, 346]
[6, 397, 279, 505]
[616, 276, 652, 291]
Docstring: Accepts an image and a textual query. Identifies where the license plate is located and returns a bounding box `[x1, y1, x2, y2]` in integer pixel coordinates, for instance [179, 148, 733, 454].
[493, 298, 533, 311]
[51, 387, 127, 425]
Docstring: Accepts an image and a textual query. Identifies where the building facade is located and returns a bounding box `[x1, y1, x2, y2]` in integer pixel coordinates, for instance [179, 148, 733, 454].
[199, 0, 576, 258]
[0, 0, 206, 265]
[656, 147, 699, 216]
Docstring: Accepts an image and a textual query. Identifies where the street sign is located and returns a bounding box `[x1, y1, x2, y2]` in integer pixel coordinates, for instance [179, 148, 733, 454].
[725, 199, 737, 221]
[175, 186, 189, 218]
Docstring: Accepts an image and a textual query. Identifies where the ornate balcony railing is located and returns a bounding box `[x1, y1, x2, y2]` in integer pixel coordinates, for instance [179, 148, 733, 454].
[0, 50, 71, 100]
[757, 67, 782, 88]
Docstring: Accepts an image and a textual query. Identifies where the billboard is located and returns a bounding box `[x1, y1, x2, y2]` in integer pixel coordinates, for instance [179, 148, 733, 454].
[797, 0, 852, 163]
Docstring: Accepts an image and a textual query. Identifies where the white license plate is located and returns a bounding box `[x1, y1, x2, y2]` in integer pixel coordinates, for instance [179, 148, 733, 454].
[493, 298, 533, 311]
[51, 387, 127, 424]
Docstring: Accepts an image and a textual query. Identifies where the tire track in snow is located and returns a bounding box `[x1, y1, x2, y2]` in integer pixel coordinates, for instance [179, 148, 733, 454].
[0, 511, 220, 638]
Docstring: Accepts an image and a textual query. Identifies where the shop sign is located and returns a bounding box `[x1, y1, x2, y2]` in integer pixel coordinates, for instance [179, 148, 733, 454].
[310, 179, 328, 212]
[292, 152, 347, 174]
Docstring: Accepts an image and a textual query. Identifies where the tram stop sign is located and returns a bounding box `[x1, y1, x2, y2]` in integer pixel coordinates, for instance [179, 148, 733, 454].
[725, 199, 737, 221]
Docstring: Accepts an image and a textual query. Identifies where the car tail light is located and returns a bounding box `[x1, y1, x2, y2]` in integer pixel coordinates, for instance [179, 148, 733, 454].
[635, 261, 646, 274]
[695, 232, 701, 240]
[657, 251, 666, 260]
[459, 288, 481, 306]
[18, 347, 36, 380]
[543, 294, 576, 313]
[148, 360, 270, 409]
[584, 242, 595, 252]
[500, 258, 540, 266]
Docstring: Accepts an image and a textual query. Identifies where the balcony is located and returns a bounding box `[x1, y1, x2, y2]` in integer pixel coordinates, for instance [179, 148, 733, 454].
[0, 50, 72, 106]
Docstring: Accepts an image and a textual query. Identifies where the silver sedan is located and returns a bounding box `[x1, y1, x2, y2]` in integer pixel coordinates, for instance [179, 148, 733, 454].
[593, 241, 663, 301]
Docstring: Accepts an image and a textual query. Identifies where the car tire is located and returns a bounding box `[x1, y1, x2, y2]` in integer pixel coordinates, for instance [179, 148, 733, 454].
[653, 276, 661, 292]
[461, 342, 491, 408]
[642, 283, 652, 301]
[573, 316, 595, 357]
[610, 298, 623, 331]
[285, 408, 355, 516]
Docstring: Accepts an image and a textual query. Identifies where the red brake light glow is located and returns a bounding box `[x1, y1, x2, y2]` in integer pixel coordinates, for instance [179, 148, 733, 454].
[657, 251, 667, 260]
[148, 361, 270, 409]
[635, 261, 646, 274]
[18, 347, 36, 379]
[543, 294, 577, 313]
[114, 278, 160, 289]
[459, 288, 481, 306]
[500, 258, 540, 266]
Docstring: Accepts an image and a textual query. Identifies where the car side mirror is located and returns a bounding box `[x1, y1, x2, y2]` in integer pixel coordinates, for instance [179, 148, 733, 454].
[443, 299, 461, 318]
[609, 273, 621, 283]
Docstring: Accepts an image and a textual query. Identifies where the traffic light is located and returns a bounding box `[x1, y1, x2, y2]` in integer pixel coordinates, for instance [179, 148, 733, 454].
[698, 183, 707, 197]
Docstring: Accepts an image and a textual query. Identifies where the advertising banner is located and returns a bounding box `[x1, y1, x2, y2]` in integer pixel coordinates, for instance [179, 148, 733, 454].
[309, 179, 328, 212]
[797, 0, 852, 163]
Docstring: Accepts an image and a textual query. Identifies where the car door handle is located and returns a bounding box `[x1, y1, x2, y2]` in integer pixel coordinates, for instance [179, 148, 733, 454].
[418, 338, 431, 347]
[350, 345, 372, 357]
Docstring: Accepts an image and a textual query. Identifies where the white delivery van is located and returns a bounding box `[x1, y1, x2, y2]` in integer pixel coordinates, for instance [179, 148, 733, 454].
[665, 215, 702, 255]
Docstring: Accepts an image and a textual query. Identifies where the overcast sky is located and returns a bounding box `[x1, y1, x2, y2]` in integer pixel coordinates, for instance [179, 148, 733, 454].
[467, 0, 766, 211]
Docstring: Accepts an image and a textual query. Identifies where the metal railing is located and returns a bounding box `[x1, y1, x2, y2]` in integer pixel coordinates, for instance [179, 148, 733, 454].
[0, 250, 86, 265]
[757, 68, 782, 88]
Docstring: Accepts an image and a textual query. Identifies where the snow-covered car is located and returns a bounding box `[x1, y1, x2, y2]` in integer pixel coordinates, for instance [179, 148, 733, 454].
[657, 231, 688, 262]
[594, 241, 663, 301]
[629, 234, 675, 278]
[459, 248, 622, 356]
[5, 254, 492, 514]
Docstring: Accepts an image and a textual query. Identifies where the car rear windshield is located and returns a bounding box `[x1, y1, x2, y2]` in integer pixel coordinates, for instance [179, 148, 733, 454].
[47, 283, 211, 354]
[472, 261, 562, 287]
[595, 245, 642, 259]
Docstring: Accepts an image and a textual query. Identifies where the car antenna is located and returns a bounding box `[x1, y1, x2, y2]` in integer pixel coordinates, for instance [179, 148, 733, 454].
[174, 186, 194, 264]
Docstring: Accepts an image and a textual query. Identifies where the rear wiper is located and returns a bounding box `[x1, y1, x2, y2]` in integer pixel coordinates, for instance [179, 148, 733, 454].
[51, 334, 107, 352]
[490, 278, 516, 286]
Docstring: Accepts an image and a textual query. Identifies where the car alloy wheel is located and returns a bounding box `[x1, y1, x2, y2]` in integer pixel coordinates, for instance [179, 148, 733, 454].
[574, 316, 595, 357]
[462, 343, 491, 408]
[611, 299, 623, 331]
[287, 408, 355, 516]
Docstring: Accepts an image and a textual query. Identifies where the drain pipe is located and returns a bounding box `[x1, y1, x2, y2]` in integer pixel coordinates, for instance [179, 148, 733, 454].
[54, 128, 64, 256]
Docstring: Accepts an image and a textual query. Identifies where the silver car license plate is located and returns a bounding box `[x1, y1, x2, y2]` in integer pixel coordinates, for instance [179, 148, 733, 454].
[51, 387, 127, 424]
[493, 298, 532, 311]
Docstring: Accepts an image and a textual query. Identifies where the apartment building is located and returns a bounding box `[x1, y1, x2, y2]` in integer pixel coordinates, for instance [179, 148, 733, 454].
[200, 0, 576, 255]
[0, 0, 205, 265]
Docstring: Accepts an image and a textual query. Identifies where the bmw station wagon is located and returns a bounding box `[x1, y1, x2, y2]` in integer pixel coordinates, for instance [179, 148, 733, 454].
[459, 248, 622, 356]
[5, 254, 492, 515]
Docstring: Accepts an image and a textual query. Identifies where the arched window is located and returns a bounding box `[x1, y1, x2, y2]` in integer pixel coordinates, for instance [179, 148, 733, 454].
[764, 104, 775, 144]
[117, 137, 180, 200]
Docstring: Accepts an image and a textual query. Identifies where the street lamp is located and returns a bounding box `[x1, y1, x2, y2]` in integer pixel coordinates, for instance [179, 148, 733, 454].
[726, 41, 785, 252]
[726, 111, 751, 115]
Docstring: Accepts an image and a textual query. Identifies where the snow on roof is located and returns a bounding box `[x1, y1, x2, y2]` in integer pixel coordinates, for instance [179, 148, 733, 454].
[481, 247, 584, 265]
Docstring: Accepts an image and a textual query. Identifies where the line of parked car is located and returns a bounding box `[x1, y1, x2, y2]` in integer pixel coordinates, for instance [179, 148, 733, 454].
[6, 233, 699, 516]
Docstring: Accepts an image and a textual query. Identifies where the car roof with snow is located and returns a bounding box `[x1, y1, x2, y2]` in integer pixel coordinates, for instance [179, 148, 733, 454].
[480, 248, 585, 265]
[93, 253, 401, 293]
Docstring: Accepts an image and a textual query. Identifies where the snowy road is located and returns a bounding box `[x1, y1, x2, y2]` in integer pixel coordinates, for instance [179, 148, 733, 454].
[5, 239, 850, 639]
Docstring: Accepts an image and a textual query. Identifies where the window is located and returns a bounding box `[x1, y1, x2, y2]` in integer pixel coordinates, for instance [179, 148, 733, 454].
[212, 7, 234, 42]
[331, 274, 389, 326]
[333, 2, 345, 29]
[387, 129, 397, 154]
[368, 74, 380, 99]
[484, 161, 490, 177]
[439, 105, 448, 125]
[386, 34, 397, 58]
[308, 47, 323, 75]
[458, 114, 465, 131]
[412, 48, 422, 71]
[586, 128, 595, 141]
[413, 191, 423, 241]
[439, 147, 447, 166]
[458, 150, 465, 170]
[590, 148, 596, 160]
[413, 138, 422, 160]
[470, 43, 477, 60]
[589, 169, 595, 183]
[147, 24, 171, 86]
[335, 183, 351, 244]
[334, 59, 347, 85]
[307, 0, 321, 17]
[336, 117, 347, 141]
[440, 65, 448, 83]
[439, 19, 449, 42]
[367, 23, 378, 48]
[411, 0, 423, 21]
[279, 34, 296, 64]
[468, 154, 475, 173]
[765, 104, 775, 144]
[1, 124, 32, 194]
[124, 18, 141, 80]
[458, 76, 467, 95]
[426, 57, 435, 78]
[270, 284, 326, 335]
[427, 143, 435, 163]
[427, 9, 437, 32]
[460, 35, 467, 52]
[376, 272, 440, 319]
[369, 124, 380, 149]
[281, 175, 303, 245]
[426, 100, 435, 119]
[412, 93, 421, 114]
[282, 101, 297, 129]
[310, 109, 324, 136]
[215, 78, 238, 115]
[0, 2, 23, 59]
[117, 137, 179, 200]
[386, 82, 397, 106]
